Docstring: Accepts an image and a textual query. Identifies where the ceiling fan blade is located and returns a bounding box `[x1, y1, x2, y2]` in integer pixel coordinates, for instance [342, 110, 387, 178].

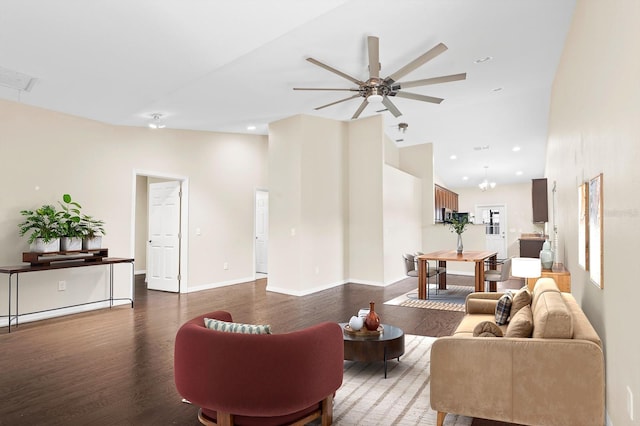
[294, 87, 360, 91]
[385, 42, 448, 84]
[394, 91, 444, 104]
[394, 72, 467, 90]
[382, 97, 402, 118]
[314, 94, 361, 110]
[351, 100, 369, 119]
[306, 57, 364, 86]
[367, 36, 380, 79]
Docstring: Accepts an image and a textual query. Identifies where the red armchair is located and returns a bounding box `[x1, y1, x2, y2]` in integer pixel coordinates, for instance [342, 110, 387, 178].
[174, 311, 344, 426]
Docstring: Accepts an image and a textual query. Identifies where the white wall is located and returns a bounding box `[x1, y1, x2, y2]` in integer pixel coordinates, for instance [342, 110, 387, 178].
[267, 115, 347, 295]
[383, 165, 422, 284]
[268, 114, 423, 291]
[547, 0, 640, 423]
[0, 99, 267, 324]
[399, 143, 435, 227]
[347, 115, 385, 285]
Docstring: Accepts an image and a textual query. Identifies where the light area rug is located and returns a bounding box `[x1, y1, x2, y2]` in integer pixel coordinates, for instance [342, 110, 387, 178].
[384, 285, 474, 313]
[327, 334, 472, 426]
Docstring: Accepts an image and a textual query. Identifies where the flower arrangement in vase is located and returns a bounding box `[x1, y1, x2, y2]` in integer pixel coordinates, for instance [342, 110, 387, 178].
[448, 213, 470, 254]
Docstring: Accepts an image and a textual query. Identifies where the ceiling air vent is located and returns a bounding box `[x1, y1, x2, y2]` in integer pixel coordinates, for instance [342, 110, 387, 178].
[0, 65, 37, 92]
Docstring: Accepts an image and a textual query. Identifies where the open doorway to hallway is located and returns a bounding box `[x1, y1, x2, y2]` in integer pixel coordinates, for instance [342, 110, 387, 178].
[255, 189, 268, 278]
[133, 171, 189, 293]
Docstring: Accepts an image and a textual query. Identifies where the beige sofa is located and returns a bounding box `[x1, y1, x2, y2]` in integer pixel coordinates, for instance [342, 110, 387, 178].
[430, 278, 604, 426]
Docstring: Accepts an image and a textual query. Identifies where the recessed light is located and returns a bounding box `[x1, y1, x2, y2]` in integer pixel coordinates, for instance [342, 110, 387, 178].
[474, 56, 493, 64]
[516, 171, 523, 176]
[512, 146, 521, 152]
[462, 176, 469, 181]
[450, 155, 457, 160]
[247, 125, 256, 131]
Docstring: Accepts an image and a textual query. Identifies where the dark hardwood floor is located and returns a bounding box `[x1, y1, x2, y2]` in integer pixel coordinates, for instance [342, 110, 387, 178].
[0, 274, 522, 425]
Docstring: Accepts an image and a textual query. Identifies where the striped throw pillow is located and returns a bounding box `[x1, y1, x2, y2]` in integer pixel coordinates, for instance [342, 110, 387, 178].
[204, 318, 272, 334]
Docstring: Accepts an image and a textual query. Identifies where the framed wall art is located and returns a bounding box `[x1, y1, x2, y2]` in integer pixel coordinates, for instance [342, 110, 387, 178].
[588, 174, 603, 288]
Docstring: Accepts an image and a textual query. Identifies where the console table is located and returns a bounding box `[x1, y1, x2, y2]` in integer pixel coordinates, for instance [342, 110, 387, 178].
[1, 253, 134, 333]
[527, 263, 571, 292]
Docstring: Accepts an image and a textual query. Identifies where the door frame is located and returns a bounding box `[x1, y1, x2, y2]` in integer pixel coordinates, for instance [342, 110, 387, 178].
[474, 204, 508, 260]
[254, 188, 269, 276]
[131, 169, 189, 294]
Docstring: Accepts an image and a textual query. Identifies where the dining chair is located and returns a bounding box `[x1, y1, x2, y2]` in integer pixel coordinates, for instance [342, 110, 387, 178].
[403, 253, 446, 299]
[483, 257, 512, 292]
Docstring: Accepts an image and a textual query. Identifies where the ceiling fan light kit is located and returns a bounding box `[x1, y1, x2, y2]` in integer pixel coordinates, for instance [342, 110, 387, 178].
[294, 35, 466, 120]
[148, 113, 166, 129]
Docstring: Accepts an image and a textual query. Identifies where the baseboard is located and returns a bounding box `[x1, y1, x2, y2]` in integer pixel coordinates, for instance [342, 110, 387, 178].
[185, 276, 255, 293]
[135, 269, 146, 276]
[0, 299, 131, 328]
[345, 278, 386, 286]
[267, 280, 345, 296]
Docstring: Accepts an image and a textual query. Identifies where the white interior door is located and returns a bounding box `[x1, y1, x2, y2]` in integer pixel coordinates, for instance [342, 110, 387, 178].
[476, 205, 508, 259]
[255, 190, 268, 274]
[147, 181, 181, 292]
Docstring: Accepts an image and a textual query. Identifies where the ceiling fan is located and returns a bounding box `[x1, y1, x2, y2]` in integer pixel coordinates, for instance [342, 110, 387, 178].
[294, 36, 466, 120]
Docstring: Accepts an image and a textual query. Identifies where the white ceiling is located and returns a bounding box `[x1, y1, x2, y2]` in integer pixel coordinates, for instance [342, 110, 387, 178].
[0, 0, 575, 189]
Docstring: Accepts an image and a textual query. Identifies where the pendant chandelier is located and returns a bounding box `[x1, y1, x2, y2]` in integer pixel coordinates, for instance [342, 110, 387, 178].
[479, 166, 496, 191]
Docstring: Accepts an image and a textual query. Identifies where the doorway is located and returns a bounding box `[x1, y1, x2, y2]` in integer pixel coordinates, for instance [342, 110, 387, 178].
[255, 190, 268, 275]
[475, 204, 508, 259]
[132, 171, 189, 293]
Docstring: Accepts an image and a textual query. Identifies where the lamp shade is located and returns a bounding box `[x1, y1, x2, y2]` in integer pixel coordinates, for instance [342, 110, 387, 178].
[511, 257, 542, 278]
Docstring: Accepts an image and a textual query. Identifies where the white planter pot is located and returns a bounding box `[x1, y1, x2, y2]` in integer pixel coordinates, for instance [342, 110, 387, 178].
[60, 237, 83, 251]
[30, 238, 60, 253]
[82, 236, 102, 250]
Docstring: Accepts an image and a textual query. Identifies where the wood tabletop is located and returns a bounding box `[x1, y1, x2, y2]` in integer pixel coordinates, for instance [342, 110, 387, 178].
[417, 250, 497, 262]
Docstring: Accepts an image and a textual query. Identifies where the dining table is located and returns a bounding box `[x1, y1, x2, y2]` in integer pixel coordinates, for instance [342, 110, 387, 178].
[416, 250, 498, 299]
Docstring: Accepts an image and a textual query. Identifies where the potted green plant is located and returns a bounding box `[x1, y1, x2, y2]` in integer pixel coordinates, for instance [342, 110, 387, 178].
[80, 214, 106, 250]
[18, 204, 62, 252]
[448, 213, 470, 254]
[58, 193, 84, 251]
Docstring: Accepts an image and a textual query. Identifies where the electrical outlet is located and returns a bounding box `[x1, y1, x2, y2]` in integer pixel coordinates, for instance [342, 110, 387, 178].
[223, 262, 229, 270]
[58, 281, 66, 291]
[315, 266, 320, 275]
[628, 386, 634, 421]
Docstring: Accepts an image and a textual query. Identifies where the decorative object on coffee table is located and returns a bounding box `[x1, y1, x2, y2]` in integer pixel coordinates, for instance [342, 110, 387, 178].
[348, 315, 364, 331]
[343, 323, 383, 336]
[364, 301, 380, 331]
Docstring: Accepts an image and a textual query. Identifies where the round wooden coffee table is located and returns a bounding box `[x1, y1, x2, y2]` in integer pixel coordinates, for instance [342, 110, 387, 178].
[339, 322, 405, 378]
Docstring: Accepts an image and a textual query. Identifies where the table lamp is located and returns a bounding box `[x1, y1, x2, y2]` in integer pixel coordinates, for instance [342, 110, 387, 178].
[511, 257, 542, 289]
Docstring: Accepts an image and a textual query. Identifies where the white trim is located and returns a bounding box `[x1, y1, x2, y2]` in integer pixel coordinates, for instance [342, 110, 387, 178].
[345, 278, 386, 286]
[0, 300, 130, 328]
[267, 280, 346, 296]
[185, 277, 255, 293]
[134, 269, 146, 275]
[131, 169, 189, 294]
